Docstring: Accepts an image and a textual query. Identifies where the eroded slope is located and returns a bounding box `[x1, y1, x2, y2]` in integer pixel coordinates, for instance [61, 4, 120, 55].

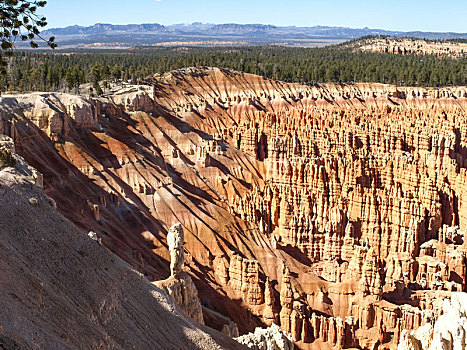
[0, 163, 246, 350]
[1, 68, 467, 349]
[348, 36, 467, 58]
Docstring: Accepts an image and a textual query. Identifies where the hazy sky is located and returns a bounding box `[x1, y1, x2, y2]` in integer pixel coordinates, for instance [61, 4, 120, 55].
[43, 0, 467, 33]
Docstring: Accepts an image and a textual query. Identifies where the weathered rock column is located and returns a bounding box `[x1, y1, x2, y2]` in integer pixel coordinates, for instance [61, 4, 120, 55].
[153, 223, 204, 324]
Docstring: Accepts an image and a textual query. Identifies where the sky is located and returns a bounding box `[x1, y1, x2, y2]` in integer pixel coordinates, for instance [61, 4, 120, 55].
[42, 0, 467, 33]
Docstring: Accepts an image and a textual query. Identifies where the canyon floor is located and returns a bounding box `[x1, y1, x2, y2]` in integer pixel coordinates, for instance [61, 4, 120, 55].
[1, 68, 466, 349]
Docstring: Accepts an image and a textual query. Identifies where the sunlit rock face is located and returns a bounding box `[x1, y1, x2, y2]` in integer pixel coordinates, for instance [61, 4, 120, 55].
[398, 293, 467, 350]
[1, 67, 466, 349]
[153, 223, 205, 324]
[235, 324, 294, 350]
[0, 138, 246, 350]
[350, 36, 467, 58]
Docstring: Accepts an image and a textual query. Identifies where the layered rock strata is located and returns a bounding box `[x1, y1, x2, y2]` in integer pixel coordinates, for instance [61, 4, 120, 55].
[0, 144, 246, 350]
[350, 37, 467, 58]
[1, 68, 466, 349]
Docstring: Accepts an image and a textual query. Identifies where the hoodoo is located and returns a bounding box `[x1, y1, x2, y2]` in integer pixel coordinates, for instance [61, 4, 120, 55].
[0, 139, 246, 350]
[153, 223, 205, 324]
[1, 68, 466, 349]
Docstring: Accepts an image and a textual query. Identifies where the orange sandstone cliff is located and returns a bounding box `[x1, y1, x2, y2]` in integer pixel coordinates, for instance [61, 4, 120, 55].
[1, 68, 466, 349]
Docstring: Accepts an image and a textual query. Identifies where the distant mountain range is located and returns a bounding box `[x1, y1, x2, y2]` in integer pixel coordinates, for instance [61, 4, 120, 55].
[37, 23, 467, 49]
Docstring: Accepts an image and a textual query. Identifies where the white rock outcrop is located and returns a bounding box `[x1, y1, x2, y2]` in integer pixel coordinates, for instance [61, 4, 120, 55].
[235, 324, 294, 350]
[398, 293, 467, 350]
[0, 93, 98, 136]
[0, 134, 43, 188]
[111, 86, 155, 112]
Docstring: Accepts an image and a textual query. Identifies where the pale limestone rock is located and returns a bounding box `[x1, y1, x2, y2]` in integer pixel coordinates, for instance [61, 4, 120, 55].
[0, 93, 97, 136]
[154, 271, 204, 324]
[398, 293, 467, 350]
[429, 294, 467, 350]
[111, 86, 155, 112]
[167, 223, 185, 276]
[0, 134, 15, 153]
[354, 37, 467, 59]
[88, 231, 102, 245]
[14, 155, 43, 188]
[153, 223, 204, 324]
[0, 135, 43, 188]
[398, 329, 422, 350]
[235, 324, 294, 350]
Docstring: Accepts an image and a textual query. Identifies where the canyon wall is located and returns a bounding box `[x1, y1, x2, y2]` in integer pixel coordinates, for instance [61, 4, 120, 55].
[398, 293, 467, 350]
[351, 37, 467, 58]
[0, 140, 246, 350]
[1, 68, 466, 349]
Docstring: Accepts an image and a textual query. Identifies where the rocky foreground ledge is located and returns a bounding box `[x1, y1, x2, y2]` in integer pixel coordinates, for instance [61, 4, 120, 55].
[0, 142, 248, 350]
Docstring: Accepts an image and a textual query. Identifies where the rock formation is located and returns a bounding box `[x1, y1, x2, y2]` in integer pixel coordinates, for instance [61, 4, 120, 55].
[398, 293, 467, 350]
[235, 324, 294, 350]
[1, 68, 467, 349]
[153, 223, 204, 324]
[349, 36, 467, 58]
[0, 145, 246, 350]
[229, 254, 264, 305]
[222, 321, 240, 338]
[0, 135, 43, 187]
[167, 223, 185, 276]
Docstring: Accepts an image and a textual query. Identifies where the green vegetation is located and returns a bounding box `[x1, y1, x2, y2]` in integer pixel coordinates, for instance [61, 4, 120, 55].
[448, 38, 467, 44]
[0, 147, 16, 168]
[344, 35, 467, 45]
[0, 0, 55, 72]
[2, 44, 466, 92]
